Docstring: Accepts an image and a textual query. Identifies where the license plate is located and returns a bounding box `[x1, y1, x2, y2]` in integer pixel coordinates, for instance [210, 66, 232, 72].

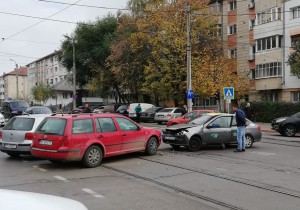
[158, 115, 164, 118]
[164, 136, 176, 140]
[3, 143, 17, 149]
[141, 114, 146, 116]
[39, 140, 53, 145]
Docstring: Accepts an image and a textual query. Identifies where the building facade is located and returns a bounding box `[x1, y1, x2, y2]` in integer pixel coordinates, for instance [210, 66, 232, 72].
[3, 67, 28, 100]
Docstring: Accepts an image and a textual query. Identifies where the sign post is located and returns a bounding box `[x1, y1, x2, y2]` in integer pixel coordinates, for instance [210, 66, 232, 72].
[223, 87, 234, 113]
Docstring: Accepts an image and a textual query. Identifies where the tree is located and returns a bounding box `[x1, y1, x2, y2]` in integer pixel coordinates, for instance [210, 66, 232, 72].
[287, 41, 300, 79]
[31, 84, 52, 105]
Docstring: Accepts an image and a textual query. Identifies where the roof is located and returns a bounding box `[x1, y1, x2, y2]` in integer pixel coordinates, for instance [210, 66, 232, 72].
[5, 67, 28, 76]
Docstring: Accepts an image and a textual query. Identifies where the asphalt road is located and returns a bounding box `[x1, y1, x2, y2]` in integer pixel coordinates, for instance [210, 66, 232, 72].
[1, 122, 300, 210]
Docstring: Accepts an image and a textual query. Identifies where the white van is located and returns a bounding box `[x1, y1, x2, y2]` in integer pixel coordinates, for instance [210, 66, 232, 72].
[128, 103, 155, 119]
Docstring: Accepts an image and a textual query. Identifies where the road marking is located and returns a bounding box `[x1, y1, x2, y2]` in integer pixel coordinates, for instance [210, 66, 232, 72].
[82, 188, 105, 198]
[54, 175, 70, 182]
[250, 151, 276, 156]
[216, 168, 228, 171]
[32, 166, 48, 172]
[22, 160, 29, 163]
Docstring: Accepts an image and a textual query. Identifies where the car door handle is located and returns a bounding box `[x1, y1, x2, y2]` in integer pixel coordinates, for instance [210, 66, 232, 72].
[98, 135, 104, 138]
[122, 134, 126, 136]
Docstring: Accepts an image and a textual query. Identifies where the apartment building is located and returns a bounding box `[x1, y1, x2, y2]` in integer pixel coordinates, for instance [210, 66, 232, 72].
[0, 75, 4, 104]
[3, 67, 28, 100]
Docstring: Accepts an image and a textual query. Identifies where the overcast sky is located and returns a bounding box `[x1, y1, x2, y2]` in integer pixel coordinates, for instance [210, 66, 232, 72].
[0, 0, 128, 75]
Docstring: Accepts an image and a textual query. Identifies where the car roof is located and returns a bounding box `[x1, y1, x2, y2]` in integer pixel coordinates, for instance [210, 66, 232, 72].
[46, 113, 127, 119]
[28, 106, 50, 108]
[15, 114, 52, 118]
[207, 112, 233, 116]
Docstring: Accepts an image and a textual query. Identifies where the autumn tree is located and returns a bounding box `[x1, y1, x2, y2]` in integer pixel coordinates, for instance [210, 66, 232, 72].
[31, 84, 53, 105]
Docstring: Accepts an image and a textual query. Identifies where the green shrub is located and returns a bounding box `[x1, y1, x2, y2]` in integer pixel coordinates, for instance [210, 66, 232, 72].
[241, 101, 300, 123]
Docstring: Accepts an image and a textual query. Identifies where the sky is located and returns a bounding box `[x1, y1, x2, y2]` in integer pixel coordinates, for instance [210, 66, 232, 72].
[0, 0, 128, 75]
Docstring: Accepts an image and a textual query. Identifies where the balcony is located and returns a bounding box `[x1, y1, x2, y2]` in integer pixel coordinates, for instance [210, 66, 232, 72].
[255, 77, 282, 90]
[248, 54, 255, 61]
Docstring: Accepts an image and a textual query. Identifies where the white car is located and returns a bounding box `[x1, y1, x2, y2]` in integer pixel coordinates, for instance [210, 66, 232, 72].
[128, 103, 155, 119]
[0, 189, 88, 210]
[0, 113, 5, 126]
[154, 107, 186, 124]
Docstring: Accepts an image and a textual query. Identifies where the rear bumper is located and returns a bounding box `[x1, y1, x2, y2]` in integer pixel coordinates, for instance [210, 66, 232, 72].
[31, 147, 82, 161]
[0, 142, 32, 154]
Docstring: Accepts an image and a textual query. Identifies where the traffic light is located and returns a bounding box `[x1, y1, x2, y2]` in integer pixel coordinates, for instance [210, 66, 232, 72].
[215, 91, 220, 100]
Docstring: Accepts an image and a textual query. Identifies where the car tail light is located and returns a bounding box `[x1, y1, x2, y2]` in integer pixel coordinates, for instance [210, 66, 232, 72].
[0, 131, 2, 141]
[25, 132, 34, 140]
[257, 125, 262, 132]
[167, 114, 171, 117]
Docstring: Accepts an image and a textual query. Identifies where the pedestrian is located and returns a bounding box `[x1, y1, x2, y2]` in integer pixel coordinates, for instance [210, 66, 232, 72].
[82, 103, 92, 113]
[232, 104, 246, 152]
[183, 104, 188, 114]
[244, 103, 254, 121]
[134, 103, 142, 123]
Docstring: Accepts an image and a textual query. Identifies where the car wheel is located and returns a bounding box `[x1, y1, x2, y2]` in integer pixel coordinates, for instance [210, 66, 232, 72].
[145, 137, 158, 155]
[188, 136, 201, 152]
[283, 125, 296, 137]
[82, 145, 103, 168]
[245, 134, 254, 148]
[170, 144, 180, 150]
[6, 152, 20, 158]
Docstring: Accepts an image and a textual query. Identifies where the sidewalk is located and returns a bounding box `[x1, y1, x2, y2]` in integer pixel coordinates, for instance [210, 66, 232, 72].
[256, 122, 276, 133]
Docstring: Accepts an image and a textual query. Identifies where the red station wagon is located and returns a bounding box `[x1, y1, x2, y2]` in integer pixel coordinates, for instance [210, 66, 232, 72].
[29, 114, 161, 168]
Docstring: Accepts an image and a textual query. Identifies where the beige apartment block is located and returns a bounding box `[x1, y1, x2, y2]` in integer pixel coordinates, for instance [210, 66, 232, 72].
[3, 67, 28, 100]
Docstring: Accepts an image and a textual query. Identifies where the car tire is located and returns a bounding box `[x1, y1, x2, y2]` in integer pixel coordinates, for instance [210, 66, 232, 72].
[188, 136, 201, 152]
[82, 145, 103, 168]
[145, 137, 158, 155]
[6, 152, 20, 158]
[170, 144, 180, 150]
[283, 125, 296, 137]
[245, 134, 254, 148]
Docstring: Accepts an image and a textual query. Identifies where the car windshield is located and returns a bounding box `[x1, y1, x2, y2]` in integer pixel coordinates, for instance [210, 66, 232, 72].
[36, 118, 66, 135]
[117, 105, 128, 110]
[291, 112, 300, 118]
[10, 101, 29, 108]
[159, 108, 173, 113]
[3, 117, 35, 131]
[188, 115, 215, 125]
[26, 107, 52, 114]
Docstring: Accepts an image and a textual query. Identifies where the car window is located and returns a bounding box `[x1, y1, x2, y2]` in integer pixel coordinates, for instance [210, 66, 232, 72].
[185, 111, 197, 119]
[3, 117, 35, 131]
[10, 101, 29, 108]
[72, 119, 94, 134]
[115, 118, 138, 131]
[36, 118, 66, 135]
[174, 109, 183, 113]
[160, 108, 173, 113]
[189, 115, 214, 125]
[96, 118, 117, 132]
[27, 108, 52, 114]
[231, 117, 237, 126]
[208, 116, 231, 128]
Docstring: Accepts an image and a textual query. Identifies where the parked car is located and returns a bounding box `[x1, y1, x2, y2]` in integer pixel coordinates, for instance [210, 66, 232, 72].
[140, 107, 164, 122]
[0, 189, 88, 210]
[102, 104, 123, 113]
[162, 113, 262, 151]
[167, 109, 215, 127]
[0, 113, 5, 126]
[154, 107, 186, 124]
[24, 106, 53, 114]
[71, 106, 83, 114]
[128, 103, 155, 120]
[93, 106, 105, 113]
[116, 104, 129, 117]
[0, 114, 51, 157]
[30, 113, 161, 168]
[1, 100, 29, 119]
[271, 112, 300, 136]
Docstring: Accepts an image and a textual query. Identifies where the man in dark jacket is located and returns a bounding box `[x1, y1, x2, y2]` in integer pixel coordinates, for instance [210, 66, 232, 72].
[232, 104, 246, 152]
[82, 104, 92, 113]
[244, 103, 254, 121]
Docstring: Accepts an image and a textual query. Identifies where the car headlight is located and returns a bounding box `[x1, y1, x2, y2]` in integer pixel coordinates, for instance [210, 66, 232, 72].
[276, 118, 286, 123]
[177, 130, 189, 136]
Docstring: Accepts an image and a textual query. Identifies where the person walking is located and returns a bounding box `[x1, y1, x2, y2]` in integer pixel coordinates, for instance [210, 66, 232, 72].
[82, 104, 92, 113]
[232, 104, 246, 152]
[244, 103, 254, 121]
[134, 103, 142, 123]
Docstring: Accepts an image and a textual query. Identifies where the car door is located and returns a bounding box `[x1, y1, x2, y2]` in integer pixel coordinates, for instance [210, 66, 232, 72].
[230, 116, 238, 142]
[94, 117, 122, 155]
[202, 116, 232, 144]
[115, 117, 145, 152]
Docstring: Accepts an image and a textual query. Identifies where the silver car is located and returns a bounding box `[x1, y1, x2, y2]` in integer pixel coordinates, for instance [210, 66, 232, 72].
[162, 113, 262, 151]
[154, 107, 186, 124]
[0, 114, 51, 157]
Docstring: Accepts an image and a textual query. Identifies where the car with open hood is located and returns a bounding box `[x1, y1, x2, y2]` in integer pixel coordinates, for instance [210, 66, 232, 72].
[162, 113, 262, 151]
[271, 112, 300, 136]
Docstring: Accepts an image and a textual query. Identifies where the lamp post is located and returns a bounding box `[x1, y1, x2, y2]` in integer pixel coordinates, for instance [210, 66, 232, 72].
[9, 59, 19, 99]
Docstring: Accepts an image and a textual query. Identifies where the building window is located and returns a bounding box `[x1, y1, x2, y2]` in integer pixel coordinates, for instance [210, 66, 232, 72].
[228, 49, 237, 59]
[256, 35, 281, 52]
[250, 69, 255, 79]
[229, 1, 237, 11]
[227, 24, 237, 35]
[63, 93, 68, 99]
[255, 62, 282, 79]
[262, 93, 278, 102]
[55, 78, 58, 83]
[291, 6, 300, 19]
[292, 92, 300, 102]
[256, 7, 281, 25]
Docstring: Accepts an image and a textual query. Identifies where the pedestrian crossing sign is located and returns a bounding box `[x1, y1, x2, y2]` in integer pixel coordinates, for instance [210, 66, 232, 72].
[223, 87, 234, 99]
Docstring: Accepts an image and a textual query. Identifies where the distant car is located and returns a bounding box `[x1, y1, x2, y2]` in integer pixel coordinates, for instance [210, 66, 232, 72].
[154, 107, 186, 124]
[128, 103, 155, 120]
[167, 110, 215, 127]
[93, 106, 105, 113]
[24, 106, 52, 114]
[116, 104, 129, 117]
[0, 114, 51, 157]
[162, 113, 262, 151]
[30, 113, 161, 168]
[102, 104, 124, 113]
[71, 106, 83, 114]
[271, 112, 300, 136]
[0, 113, 5, 126]
[1, 100, 29, 119]
[140, 107, 164, 122]
[0, 189, 88, 210]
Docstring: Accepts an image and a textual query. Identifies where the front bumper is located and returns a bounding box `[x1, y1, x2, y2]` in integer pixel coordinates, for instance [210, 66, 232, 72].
[162, 134, 189, 146]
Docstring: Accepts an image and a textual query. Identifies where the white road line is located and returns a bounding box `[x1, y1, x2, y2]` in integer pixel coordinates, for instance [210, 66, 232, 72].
[54, 175, 70, 182]
[22, 160, 29, 163]
[32, 166, 48, 172]
[82, 188, 105, 198]
[216, 168, 228, 171]
[250, 151, 276, 156]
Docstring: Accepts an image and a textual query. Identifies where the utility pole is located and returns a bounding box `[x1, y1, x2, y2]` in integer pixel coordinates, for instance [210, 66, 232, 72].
[186, 2, 192, 112]
[72, 38, 77, 110]
[10, 59, 19, 99]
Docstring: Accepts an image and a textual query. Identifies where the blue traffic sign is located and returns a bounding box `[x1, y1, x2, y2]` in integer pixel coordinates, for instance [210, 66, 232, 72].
[187, 90, 194, 99]
[223, 87, 234, 99]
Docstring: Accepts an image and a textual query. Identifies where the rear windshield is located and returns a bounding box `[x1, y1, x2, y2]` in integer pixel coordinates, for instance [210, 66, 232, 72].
[159, 108, 173, 113]
[10, 101, 29, 108]
[3, 117, 35, 131]
[36, 118, 66, 135]
[188, 115, 215, 125]
[145, 107, 161, 112]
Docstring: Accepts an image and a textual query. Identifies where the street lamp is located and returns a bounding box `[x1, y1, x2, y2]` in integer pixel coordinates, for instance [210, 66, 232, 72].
[9, 59, 19, 99]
